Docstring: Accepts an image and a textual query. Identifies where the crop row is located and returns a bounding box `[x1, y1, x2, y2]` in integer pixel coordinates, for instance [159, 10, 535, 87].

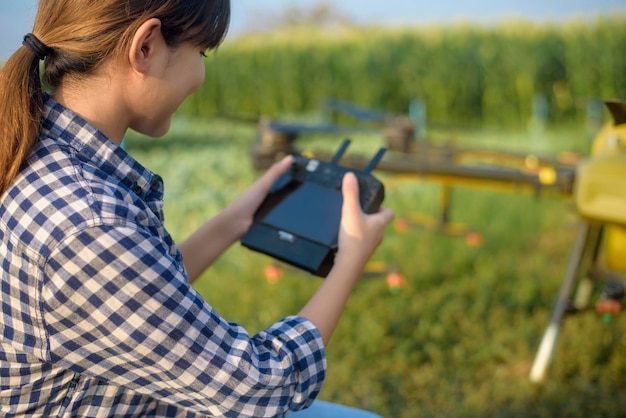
[181, 16, 626, 128]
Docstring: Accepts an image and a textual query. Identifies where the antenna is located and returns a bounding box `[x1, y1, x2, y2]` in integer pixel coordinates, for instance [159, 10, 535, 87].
[363, 148, 387, 174]
[329, 139, 351, 165]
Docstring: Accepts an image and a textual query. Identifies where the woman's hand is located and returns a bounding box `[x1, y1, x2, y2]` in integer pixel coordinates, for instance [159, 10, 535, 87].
[335, 172, 395, 274]
[298, 172, 394, 344]
[225, 155, 293, 239]
[179, 156, 292, 282]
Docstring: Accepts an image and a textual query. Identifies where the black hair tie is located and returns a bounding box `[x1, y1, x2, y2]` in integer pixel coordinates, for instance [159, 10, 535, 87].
[23, 33, 52, 60]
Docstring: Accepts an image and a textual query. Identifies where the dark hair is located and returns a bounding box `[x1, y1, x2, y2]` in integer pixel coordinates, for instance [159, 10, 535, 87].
[0, 0, 230, 195]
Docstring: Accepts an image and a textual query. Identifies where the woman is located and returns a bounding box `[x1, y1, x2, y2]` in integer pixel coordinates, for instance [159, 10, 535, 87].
[0, 0, 394, 416]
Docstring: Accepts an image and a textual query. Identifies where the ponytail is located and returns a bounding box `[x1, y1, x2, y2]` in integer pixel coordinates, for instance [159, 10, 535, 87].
[0, 37, 48, 196]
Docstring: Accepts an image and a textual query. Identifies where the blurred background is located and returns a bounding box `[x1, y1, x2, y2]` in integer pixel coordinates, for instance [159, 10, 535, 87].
[2, 1, 626, 417]
[2, 0, 626, 60]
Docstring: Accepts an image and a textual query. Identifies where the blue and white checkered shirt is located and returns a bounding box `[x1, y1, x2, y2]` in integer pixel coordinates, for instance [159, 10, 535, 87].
[0, 96, 326, 417]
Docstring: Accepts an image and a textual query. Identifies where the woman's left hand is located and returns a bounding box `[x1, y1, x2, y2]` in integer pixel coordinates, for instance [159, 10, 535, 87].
[226, 155, 293, 238]
[180, 155, 293, 281]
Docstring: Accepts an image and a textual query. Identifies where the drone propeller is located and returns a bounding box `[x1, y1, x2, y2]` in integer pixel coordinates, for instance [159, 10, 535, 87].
[266, 120, 373, 135]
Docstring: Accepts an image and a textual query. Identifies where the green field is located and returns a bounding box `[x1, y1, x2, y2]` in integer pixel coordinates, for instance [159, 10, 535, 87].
[126, 118, 626, 418]
[191, 16, 626, 129]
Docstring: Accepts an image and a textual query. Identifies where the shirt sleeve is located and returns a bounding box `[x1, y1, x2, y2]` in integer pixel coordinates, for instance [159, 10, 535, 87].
[41, 224, 326, 417]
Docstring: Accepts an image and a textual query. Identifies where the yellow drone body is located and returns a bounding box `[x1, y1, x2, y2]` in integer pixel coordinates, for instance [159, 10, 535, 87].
[575, 99, 626, 271]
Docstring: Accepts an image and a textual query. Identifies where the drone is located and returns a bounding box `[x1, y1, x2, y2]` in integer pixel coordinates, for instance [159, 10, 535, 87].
[246, 98, 578, 239]
[529, 98, 626, 383]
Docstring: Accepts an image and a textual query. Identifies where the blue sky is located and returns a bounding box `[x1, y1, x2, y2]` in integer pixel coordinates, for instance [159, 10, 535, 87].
[1, 0, 625, 61]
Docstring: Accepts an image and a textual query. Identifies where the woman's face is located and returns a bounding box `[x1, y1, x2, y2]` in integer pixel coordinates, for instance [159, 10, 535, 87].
[129, 41, 206, 138]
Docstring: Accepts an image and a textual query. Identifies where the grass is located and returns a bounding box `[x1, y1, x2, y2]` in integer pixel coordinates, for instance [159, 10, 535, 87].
[125, 117, 626, 418]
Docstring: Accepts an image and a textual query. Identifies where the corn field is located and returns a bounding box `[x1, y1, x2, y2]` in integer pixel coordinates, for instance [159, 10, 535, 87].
[180, 15, 626, 128]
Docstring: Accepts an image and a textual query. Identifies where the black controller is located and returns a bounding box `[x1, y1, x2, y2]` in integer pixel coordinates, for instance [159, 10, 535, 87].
[241, 139, 386, 277]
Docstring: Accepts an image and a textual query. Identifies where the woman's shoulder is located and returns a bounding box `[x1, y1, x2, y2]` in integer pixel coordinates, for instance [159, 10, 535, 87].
[0, 136, 152, 261]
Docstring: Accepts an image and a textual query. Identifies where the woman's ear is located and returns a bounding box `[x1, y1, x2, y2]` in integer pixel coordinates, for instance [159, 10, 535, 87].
[129, 18, 163, 74]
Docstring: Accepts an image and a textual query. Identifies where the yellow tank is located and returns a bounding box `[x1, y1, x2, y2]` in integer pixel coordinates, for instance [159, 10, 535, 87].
[575, 99, 626, 270]
[576, 99, 626, 224]
[575, 151, 626, 225]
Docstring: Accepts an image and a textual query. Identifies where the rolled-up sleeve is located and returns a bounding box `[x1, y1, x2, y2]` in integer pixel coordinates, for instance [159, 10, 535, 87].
[42, 224, 326, 417]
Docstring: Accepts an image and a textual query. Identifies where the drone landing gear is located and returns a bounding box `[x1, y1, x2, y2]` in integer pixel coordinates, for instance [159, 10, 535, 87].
[529, 221, 625, 383]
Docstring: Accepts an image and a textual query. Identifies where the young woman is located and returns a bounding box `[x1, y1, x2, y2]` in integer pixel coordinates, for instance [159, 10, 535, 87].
[0, 1, 394, 416]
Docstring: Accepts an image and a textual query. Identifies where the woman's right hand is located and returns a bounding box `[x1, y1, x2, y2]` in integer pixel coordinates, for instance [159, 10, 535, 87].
[334, 172, 395, 276]
[297, 172, 394, 344]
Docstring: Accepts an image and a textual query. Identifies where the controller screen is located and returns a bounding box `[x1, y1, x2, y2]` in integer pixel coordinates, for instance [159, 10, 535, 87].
[259, 181, 342, 246]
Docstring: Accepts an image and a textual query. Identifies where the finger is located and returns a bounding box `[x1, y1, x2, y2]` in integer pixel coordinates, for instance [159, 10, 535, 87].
[341, 172, 361, 214]
[374, 207, 395, 226]
[257, 155, 292, 189]
[268, 154, 293, 177]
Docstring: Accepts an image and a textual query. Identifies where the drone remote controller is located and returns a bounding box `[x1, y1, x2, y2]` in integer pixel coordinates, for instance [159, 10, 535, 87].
[241, 139, 386, 277]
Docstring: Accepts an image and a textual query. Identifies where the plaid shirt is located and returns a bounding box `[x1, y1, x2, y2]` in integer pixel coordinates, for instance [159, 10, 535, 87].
[0, 96, 326, 417]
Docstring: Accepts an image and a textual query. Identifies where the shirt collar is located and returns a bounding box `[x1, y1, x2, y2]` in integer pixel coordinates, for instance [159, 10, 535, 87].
[40, 94, 164, 199]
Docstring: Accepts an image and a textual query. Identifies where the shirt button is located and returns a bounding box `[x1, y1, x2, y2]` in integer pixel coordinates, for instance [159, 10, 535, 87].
[133, 184, 143, 194]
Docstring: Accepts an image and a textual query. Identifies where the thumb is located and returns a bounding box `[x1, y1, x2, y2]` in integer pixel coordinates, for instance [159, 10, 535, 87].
[341, 172, 361, 214]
